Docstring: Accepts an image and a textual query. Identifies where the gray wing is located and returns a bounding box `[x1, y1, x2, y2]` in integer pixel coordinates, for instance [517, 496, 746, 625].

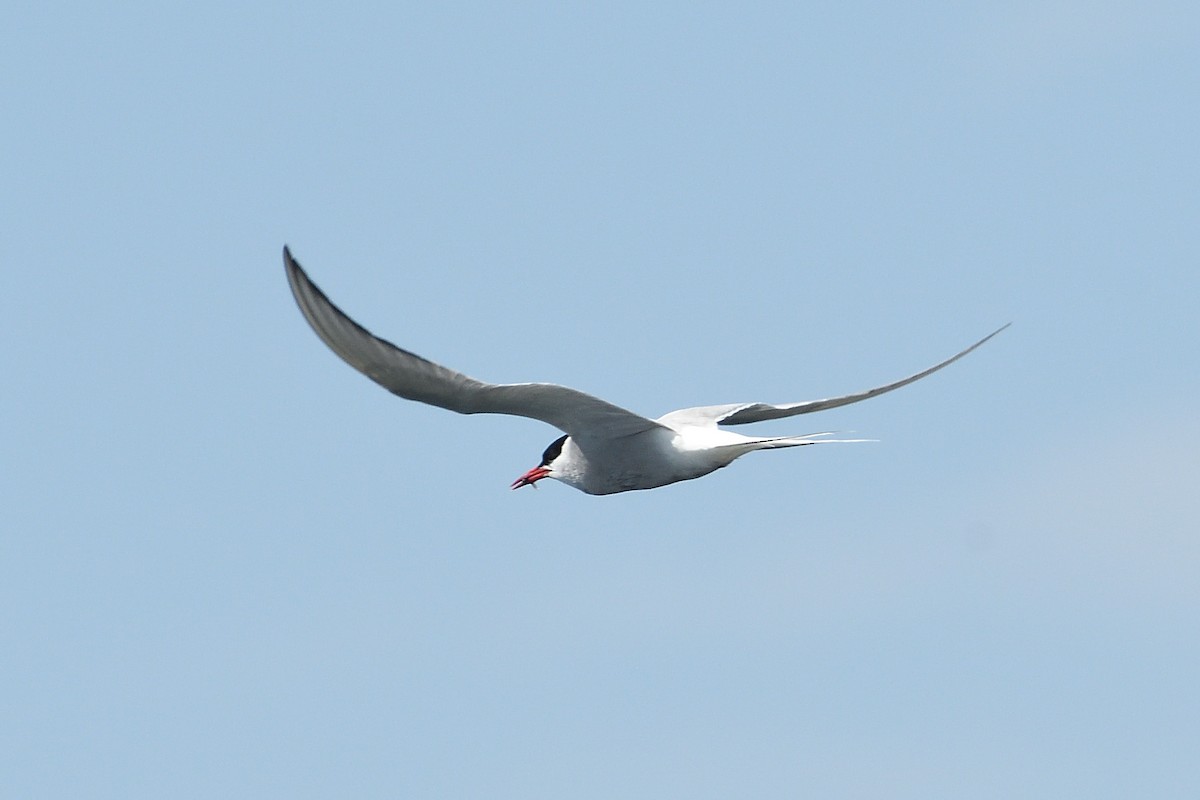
[284, 247, 665, 441]
[658, 324, 1010, 428]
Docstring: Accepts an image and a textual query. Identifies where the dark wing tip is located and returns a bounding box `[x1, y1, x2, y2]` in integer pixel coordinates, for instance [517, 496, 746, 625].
[282, 245, 314, 307]
[971, 322, 1012, 350]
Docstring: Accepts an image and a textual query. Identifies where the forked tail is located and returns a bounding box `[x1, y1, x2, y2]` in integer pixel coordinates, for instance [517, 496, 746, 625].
[752, 432, 877, 450]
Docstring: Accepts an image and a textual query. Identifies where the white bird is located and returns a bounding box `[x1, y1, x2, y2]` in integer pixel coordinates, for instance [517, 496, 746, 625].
[284, 247, 1008, 495]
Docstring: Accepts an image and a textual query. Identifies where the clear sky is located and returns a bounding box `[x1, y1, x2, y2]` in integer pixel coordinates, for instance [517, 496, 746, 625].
[3, 2, 1198, 798]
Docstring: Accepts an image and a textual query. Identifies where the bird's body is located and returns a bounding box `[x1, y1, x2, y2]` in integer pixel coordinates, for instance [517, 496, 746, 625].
[536, 425, 767, 495]
[283, 247, 1007, 495]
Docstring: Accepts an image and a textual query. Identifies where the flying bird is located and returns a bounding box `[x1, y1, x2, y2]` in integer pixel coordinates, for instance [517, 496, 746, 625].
[284, 247, 1007, 495]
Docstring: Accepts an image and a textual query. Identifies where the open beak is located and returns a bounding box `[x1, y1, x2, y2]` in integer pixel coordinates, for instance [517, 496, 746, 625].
[511, 465, 551, 490]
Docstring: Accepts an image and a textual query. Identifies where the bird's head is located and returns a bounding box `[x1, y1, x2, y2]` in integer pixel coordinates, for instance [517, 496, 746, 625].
[511, 434, 569, 490]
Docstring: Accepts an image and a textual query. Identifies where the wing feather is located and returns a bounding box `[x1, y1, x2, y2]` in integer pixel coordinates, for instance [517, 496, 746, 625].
[658, 324, 1009, 428]
[284, 247, 664, 440]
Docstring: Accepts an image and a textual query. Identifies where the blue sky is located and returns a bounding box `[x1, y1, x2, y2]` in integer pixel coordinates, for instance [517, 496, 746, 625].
[3, 2, 1198, 798]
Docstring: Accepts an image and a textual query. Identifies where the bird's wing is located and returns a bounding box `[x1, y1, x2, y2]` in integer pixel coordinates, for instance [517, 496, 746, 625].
[658, 324, 1009, 427]
[284, 247, 666, 441]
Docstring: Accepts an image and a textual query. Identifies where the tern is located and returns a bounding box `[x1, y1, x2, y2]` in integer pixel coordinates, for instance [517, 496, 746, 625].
[284, 247, 1007, 495]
